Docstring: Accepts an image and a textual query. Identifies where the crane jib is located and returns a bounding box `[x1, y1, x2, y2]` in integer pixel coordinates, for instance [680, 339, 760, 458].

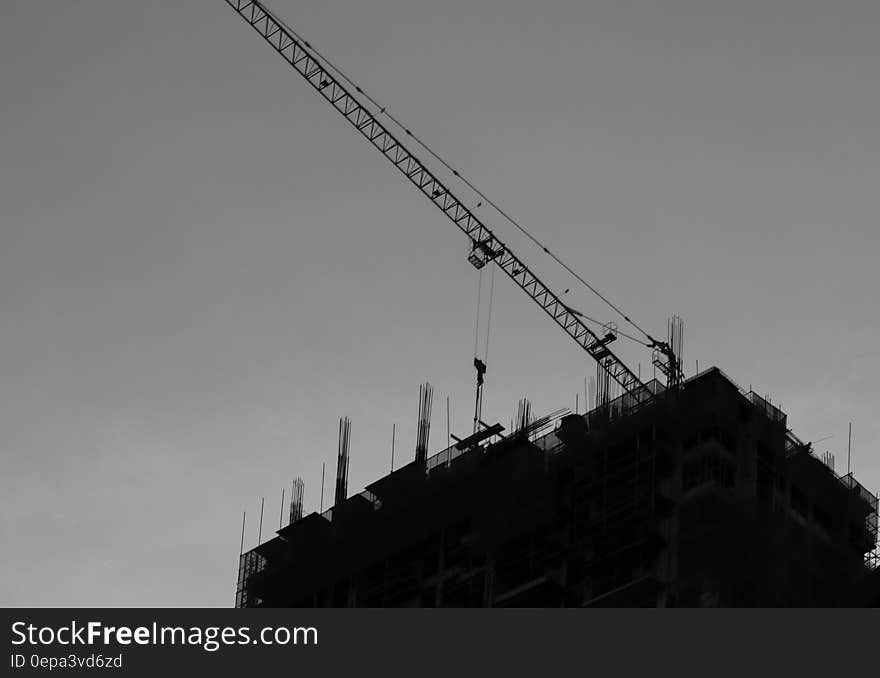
[223, 0, 656, 410]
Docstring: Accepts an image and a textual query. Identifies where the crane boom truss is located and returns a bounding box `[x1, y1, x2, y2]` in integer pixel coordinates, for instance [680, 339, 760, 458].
[223, 0, 656, 410]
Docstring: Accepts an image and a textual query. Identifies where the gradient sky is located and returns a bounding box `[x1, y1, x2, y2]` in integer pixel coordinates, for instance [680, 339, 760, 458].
[2, 0, 878, 606]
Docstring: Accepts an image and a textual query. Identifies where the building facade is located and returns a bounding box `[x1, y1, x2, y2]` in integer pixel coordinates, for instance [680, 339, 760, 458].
[236, 368, 878, 607]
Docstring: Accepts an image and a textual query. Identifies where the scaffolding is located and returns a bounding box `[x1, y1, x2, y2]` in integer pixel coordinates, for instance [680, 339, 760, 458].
[234, 549, 266, 608]
[839, 473, 880, 570]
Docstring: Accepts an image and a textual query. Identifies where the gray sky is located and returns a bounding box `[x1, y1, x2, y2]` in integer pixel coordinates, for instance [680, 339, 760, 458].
[2, 0, 878, 606]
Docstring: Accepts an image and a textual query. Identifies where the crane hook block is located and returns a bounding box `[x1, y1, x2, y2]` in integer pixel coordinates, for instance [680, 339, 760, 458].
[473, 357, 487, 385]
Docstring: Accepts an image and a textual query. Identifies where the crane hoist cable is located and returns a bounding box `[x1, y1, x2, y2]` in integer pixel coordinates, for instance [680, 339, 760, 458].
[472, 262, 497, 366]
[484, 263, 496, 364]
[472, 262, 495, 434]
[257, 1, 659, 348]
[473, 266, 483, 360]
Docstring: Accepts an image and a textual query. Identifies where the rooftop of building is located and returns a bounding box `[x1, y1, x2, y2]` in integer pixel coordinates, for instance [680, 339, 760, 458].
[249, 367, 876, 558]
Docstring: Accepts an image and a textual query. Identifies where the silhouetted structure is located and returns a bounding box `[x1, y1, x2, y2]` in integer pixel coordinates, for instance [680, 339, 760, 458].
[854, 567, 880, 607]
[235, 368, 878, 607]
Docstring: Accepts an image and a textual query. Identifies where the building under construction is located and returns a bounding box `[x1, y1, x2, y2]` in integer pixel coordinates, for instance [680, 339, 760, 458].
[221, 2, 878, 607]
[235, 367, 878, 607]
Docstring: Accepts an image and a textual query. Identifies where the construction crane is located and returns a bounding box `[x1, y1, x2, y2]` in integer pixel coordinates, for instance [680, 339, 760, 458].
[221, 0, 681, 409]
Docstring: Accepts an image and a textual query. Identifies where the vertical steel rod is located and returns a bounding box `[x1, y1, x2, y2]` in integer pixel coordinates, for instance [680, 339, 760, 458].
[239, 511, 246, 555]
[319, 462, 325, 512]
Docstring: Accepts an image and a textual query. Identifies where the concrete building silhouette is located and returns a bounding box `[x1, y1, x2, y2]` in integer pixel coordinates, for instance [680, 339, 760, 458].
[857, 568, 880, 606]
[235, 368, 878, 607]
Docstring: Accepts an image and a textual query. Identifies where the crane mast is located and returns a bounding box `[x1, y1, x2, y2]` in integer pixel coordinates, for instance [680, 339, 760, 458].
[222, 0, 661, 410]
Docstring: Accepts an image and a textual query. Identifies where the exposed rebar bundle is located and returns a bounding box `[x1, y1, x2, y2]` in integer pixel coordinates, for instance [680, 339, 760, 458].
[515, 397, 532, 433]
[335, 417, 351, 506]
[415, 382, 434, 463]
[588, 376, 597, 411]
[669, 314, 684, 382]
[289, 477, 304, 524]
